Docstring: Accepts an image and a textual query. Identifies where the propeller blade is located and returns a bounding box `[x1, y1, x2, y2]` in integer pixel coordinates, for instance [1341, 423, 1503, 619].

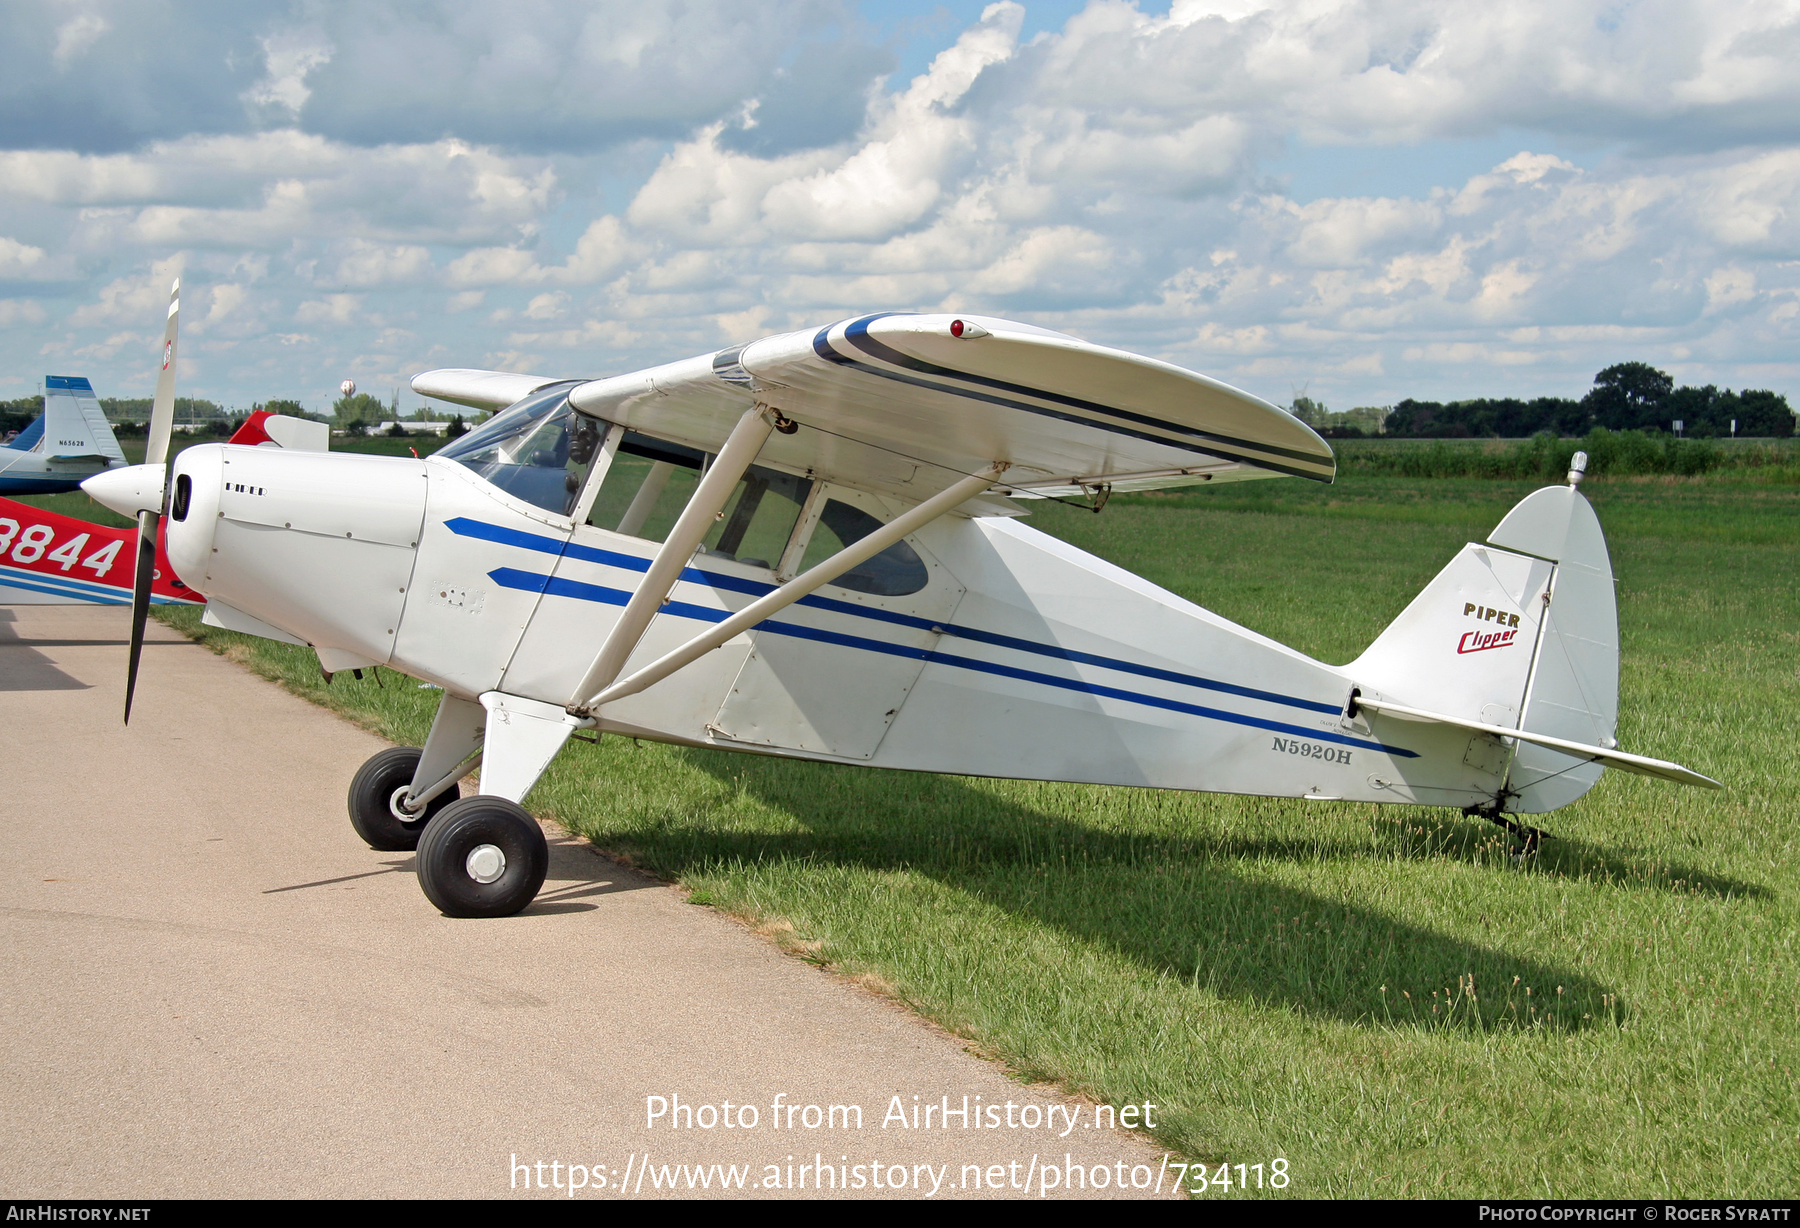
[147, 278, 179, 469]
[123, 510, 158, 725]
[124, 278, 180, 724]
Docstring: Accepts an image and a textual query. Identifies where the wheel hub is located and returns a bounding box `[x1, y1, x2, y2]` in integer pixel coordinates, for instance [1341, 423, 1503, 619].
[466, 843, 506, 884]
[388, 783, 423, 822]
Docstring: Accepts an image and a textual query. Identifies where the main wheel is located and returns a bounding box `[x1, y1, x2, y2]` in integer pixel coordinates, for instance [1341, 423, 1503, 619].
[415, 796, 548, 918]
[347, 747, 461, 851]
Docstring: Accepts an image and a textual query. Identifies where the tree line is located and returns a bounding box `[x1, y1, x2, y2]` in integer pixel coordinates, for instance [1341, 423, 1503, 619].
[1294, 362, 1795, 438]
[0, 392, 468, 440]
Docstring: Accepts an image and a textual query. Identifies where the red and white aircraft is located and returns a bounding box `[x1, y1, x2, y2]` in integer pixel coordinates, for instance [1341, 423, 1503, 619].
[0, 408, 326, 608]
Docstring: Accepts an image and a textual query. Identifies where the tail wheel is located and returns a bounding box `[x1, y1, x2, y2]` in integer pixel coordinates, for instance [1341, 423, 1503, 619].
[347, 746, 460, 852]
[415, 796, 548, 918]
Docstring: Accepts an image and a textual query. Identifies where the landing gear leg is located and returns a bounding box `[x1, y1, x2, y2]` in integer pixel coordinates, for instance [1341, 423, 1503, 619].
[406, 691, 588, 917]
[1464, 803, 1549, 860]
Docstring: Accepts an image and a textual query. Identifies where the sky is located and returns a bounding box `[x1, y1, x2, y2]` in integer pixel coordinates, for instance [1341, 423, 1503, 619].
[1, 0, 1797, 419]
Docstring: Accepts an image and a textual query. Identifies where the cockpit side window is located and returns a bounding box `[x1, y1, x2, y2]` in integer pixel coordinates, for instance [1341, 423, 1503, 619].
[451, 405, 932, 594]
[584, 433, 705, 542]
[436, 384, 598, 517]
[583, 432, 813, 569]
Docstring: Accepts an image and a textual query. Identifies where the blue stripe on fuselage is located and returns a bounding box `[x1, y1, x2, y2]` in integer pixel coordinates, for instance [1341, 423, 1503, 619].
[447, 516, 1344, 717]
[462, 518, 1413, 757]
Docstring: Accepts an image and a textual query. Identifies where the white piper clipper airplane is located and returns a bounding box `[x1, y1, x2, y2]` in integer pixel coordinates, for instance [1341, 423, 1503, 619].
[87, 282, 1719, 918]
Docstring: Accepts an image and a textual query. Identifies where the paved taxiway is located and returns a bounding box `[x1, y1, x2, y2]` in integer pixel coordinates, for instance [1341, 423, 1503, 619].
[0, 604, 1166, 1198]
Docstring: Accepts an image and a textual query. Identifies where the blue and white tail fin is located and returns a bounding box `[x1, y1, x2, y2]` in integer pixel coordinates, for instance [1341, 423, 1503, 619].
[42, 376, 126, 465]
[1349, 477, 1714, 812]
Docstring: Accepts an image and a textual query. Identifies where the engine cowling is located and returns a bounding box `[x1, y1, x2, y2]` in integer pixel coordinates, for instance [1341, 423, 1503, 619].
[166, 444, 429, 664]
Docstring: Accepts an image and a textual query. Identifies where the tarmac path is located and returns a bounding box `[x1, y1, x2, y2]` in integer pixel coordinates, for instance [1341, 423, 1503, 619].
[0, 605, 1169, 1199]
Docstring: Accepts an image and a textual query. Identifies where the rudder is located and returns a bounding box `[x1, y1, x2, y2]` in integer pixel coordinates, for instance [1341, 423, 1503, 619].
[1489, 485, 1619, 812]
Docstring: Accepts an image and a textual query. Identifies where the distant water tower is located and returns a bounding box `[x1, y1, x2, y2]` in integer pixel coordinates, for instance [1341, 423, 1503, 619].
[340, 380, 356, 399]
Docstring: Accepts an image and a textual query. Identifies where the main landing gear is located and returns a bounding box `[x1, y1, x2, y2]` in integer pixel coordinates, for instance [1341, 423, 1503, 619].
[347, 746, 462, 851]
[415, 796, 548, 919]
[347, 747, 549, 918]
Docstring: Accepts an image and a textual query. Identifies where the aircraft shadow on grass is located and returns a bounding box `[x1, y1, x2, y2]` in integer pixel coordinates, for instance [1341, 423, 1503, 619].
[590, 749, 1662, 1034]
[1371, 813, 1769, 902]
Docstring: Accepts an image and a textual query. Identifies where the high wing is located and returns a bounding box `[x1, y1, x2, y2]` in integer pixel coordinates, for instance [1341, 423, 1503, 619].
[413, 312, 1333, 504]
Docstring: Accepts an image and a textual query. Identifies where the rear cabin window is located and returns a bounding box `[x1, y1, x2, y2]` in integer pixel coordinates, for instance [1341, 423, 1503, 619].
[799, 499, 930, 597]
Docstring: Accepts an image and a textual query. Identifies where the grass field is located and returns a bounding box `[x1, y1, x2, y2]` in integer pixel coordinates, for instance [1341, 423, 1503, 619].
[50, 461, 1797, 1197]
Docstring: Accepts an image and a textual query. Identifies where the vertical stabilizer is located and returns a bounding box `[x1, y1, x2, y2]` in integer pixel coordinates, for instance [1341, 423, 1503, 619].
[42, 376, 126, 464]
[1349, 483, 1621, 814]
[1348, 541, 1555, 730]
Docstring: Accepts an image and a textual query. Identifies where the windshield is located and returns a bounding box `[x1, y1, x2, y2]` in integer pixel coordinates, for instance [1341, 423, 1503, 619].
[437, 383, 598, 516]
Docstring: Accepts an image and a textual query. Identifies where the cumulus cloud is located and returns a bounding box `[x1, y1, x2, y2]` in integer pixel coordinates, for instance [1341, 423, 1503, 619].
[53, 14, 111, 68]
[0, 3, 266, 152]
[200, 283, 248, 328]
[332, 241, 434, 287]
[293, 1, 884, 154]
[0, 299, 46, 327]
[3, 0, 1799, 411]
[445, 216, 639, 287]
[0, 237, 49, 278]
[296, 294, 361, 325]
[65, 330, 149, 362]
[243, 28, 334, 120]
[67, 257, 184, 327]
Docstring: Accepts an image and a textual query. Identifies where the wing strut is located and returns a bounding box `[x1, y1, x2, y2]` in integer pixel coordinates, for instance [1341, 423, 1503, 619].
[575, 463, 1006, 715]
[567, 406, 777, 709]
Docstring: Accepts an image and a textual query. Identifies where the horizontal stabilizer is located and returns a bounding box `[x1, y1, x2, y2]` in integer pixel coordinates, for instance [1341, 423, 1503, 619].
[1356, 697, 1720, 790]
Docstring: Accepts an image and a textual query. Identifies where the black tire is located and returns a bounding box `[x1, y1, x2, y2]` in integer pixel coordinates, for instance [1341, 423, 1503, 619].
[415, 796, 548, 918]
[347, 747, 461, 852]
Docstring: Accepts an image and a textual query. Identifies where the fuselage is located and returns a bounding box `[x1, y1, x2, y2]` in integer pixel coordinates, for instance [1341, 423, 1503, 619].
[3, 377, 130, 494]
[0, 444, 122, 495]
